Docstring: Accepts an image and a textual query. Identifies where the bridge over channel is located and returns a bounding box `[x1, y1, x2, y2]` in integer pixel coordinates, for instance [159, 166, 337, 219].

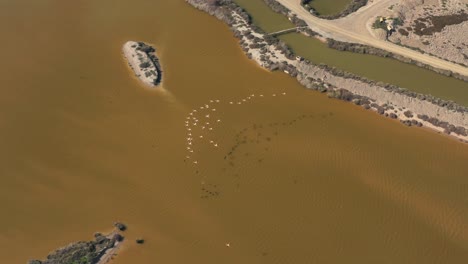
[266, 26, 308, 37]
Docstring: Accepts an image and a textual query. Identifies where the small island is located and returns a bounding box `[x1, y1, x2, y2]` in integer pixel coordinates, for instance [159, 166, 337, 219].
[123, 41, 162, 87]
[28, 224, 126, 264]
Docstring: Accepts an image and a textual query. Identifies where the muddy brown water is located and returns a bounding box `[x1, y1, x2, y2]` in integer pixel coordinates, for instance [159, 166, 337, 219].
[1, 0, 468, 263]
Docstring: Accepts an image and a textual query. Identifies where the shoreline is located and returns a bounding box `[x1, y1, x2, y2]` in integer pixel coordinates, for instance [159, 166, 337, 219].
[28, 228, 124, 264]
[185, 0, 468, 143]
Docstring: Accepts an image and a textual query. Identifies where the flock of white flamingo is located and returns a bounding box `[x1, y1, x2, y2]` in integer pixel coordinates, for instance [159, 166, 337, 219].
[183, 92, 287, 166]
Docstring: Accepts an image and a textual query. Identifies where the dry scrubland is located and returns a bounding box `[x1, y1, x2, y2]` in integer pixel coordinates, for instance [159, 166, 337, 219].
[384, 0, 468, 65]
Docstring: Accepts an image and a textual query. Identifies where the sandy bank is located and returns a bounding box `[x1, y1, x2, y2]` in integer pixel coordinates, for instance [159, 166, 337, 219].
[122, 41, 162, 87]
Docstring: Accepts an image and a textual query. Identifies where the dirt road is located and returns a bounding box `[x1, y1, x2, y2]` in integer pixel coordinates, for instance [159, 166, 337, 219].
[276, 0, 468, 77]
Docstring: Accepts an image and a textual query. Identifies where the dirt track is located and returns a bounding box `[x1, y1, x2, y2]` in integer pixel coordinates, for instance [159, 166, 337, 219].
[276, 0, 468, 77]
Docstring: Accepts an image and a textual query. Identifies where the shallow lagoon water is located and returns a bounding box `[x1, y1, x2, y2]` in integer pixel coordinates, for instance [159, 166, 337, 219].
[0, 0, 468, 263]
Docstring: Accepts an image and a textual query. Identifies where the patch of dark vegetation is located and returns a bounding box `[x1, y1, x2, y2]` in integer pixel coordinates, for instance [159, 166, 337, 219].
[300, 0, 368, 19]
[136, 42, 162, 85]
[417, 114, 468, 136]
[398, 28, 409, 36]
[327, 38, 392, 57]
[401, 119, 423, 127]
[413, 12, 468, 36]
[403, 110, 414, 118]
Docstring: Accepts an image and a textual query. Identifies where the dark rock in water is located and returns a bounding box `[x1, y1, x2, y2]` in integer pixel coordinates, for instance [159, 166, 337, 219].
[114, 222, 127, 231]
[136, 238, 145, 244]
[114, 233, 124, 242]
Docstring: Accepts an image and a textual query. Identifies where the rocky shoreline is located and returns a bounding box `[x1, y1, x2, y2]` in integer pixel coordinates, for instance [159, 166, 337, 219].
[28, 227, 124, 264]
[122, 41, 162, 87]
[185, 0, 468, 142]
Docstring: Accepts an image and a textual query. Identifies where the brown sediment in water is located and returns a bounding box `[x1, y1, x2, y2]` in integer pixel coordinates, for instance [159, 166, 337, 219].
[2, 1, 468, 264]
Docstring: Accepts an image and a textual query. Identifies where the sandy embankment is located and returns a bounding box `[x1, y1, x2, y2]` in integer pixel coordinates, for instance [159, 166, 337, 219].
[122, 41, 160, 87]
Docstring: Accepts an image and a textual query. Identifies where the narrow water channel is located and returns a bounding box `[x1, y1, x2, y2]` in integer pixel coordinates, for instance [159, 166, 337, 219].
[307, 0, 353, 15]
